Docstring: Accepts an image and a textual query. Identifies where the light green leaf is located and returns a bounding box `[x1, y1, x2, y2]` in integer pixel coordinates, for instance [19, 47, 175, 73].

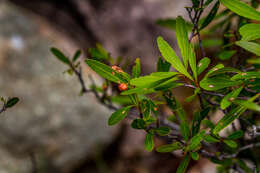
[189, 44, 197, 81]
[234, 100, 260, 112]
[204, 135, 220, 143]
[220, 86, 243, 110]
[190, 152, 199, 161]
[231, 71, 260, 80]
[197, 57, 211, 75]
[220, 0, 260, 21]
[157, 36, 193, 81]
[200, 76, 243, 91]
[224, 139, 238, 148]
[156, 142, 182, 153]
[121, 87, 154, 95]
[51, 47, 71, 65]
[207, 67, 241, 77]
[236, 41, 260, 56]
[218, 50, 236, 60]
[176, 16, 189, 68]
[239, 24, 260, 41]
[176, 155, 191, 173]
[132, 58, 141, 78]
[187, 130, 206, 151]
[108, 106, 133, 126]
[205, 64, 224, 78]
[154, 77, 182, 91]
[145, 132, 154, 152]
[227, 130, 244, 140]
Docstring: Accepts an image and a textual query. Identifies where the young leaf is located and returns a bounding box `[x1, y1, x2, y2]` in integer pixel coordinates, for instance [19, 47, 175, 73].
[157, 36, 193, 81]
[218, 50, 236, 60]
[145, 132, 154, 152]
[200, 1, 220, 30]
[227, 130, 244, 140]
[239, 24, 260, 41]
[234, 100, 260, 112]
[131, 118, 146, 130]
[200, 76, 243, 91]
[219, 0, 260, 21]
[236, 41, 260, 56]
[190, 152, 199, 161]
[187, 130, 206, 151]
[5, 97, 19, 108]
[176, 16, 189, 68]
[108, 106, 133, 126]
[197, 57, 211, 75]
[176, 155, 191, 173]
[156, 142, 182, 153]
[223, 139, 238, 148]
[72, 49, 81, 62]
[132, 58, 141, 78]
[204, 135, 220, 143]
[153, 126, 171, 136]
[157, 57, 171, 72]
[220, 86, 243, 110]
[51, 47, 71, 65]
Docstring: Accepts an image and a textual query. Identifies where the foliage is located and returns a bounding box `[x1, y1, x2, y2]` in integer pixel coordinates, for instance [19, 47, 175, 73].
[51, 0, 260, 172]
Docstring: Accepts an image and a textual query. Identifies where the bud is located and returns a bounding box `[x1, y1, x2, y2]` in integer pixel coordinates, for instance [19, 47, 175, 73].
[118, 83, 128, 91]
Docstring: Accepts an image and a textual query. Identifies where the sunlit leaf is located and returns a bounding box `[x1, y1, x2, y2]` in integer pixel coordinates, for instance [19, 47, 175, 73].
[239, 24, 260, 41]
[197, 57, 211, 75]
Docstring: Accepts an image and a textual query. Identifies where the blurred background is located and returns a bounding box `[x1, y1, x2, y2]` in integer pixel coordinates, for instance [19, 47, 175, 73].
[0, 0, 216, 172]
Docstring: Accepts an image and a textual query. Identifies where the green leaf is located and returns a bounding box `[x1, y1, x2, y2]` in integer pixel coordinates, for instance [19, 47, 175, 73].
[187, 130, 206, 151]
[131, 118, 146, 130]
[88, 43, 109, 61]
[156, 19, 193, 31]
[197, 57, 211, 75]
[204, 135, 220, 143]
[190, 152, 199, 161]
[227, 130, 244, 140]
[220, 86, 243, 110]
[205, 64, 224, 78]
[191, 108, 210, 136]
[218, 50, 236, 60]
[157, 36, 193, 81]
[51, 47, 71, 65]
[176, 155, 190, 173]
[239, 24, 260, 41]
[207, 67, 241, 77]
[200, 1, 220, 30]
[86, 59, 124, 83]
[223, 139, 238, 148]
[189, 44, 197, 80]
[121, 87, 154, 95]
[157, 57, 171, 72]
[200, 76, 243, 91]
[132, 58, 141, 78]
[5, 97, 19, 108]
[154, 77, 182, 91]
[72, 49, 81, 62]
[202, 119, 215, 130]
[234, 100, 260, 112]
[236, 41, 260, 56]
[181, 123, 190, 142]
[236, 159, 251, 173]
[108, 106, 133, 126]
[156, 142, 182, 153]
[176, 16, 190, 68]
[231, 71, 260, 80]
[219, 0, 260, 21]
[140, 99, 151, 120]
[186, 87, 200, 102]
[153, 126, 171, 136]
[145, 132, 154, 152]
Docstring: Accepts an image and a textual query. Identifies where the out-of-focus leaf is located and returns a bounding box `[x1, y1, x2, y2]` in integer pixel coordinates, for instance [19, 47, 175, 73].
[197, 57, 211, 75]
[236, 159, 251, 173]
[156, 142, 182, 153]
[145, 132, 154, 152]
[218, 50, 236, 60]
[191, 108, 210, 136]
[207, 67, 241, 77]
[153, 126, 171, 136]
[231, 71, 260, 80]
[181, 123, 190, 142]
[247, 58, 260, 65]
[176, 155, 191, 173]
[186, 87, 200, 102]
[5, 97, 19, 108]
[204, 0, 214, 6]
[111, 96, 132, 105]
[236, 41, 260, 56]
[131, 118, 146, 130]
[121, 87, 154, 95]
[72, 49, 81, 62]
[187, 130, 206, 151]
[239, 24, 260, 41]
[156, 19, 193, 31]
[200, 1, 220, 30]
[190, 152, 199, 161]
[234, 100, 260, 112]
[227, 130, 244, 140]
[140, 99, 151, 120]
[89, 43, 109, 60]
[204, 135, 220, 143]
[51, 47, 71, 65]
[132, 58, 141, 78]
[220, 86, 243, 110]
[200, 76, 243, 91]
[157, 36, 193, 81]
[220, 0, 260, 21]
[224, 139, 238, 148]
[157, 57, 171, 72]
[108, 106, 133, 126]
[202, 119, 215, 129]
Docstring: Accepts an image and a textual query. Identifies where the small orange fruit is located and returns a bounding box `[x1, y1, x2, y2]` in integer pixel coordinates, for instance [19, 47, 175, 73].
[118, 83, 128, 91]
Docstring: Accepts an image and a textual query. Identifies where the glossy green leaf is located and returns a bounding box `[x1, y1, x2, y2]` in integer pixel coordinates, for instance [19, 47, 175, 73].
[189, 44, 197, 80]
[156, 142, 182, 153]
[132, 58, 141, 78]
[187, 130, 206, 151]
[51, 47, 71, 65]
[145, 132, 154, 152]
[218, 50, 236, 60]
[176, 155, 190, 173]
[200, 1, 220, 30]
[190, 152, 199, 161]
[200, 76, 243, 91]
[5, 97, 19, 108]
[204, 135, 220, 143]
[86, 59, 122, 83]
[205, 64, 224, 77]
[157, 36, 193, 81]
[234, 100, 260, 112]
[131, 118, 146, 130]
[220, 86, 243, 110]
[72, 49, 81, 62]
[231, 71, 260, 80]
[220, 0, 260, 21]
[236, 41, 260, 56]
[108, 106, 133, 126]
[227, 130, 244, 140]
[239, 24, 260, 41]
[224, 139, 238, 148]
[153, 126, 171, 136]
[197, 57, 211, 75]
[176, 16, 189, 68]
[208, 67, 241, 77]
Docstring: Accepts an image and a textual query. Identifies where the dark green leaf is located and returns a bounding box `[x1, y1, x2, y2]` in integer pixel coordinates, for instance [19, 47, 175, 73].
[236, 41, 260, 56]
[239, 24, 260, 41]
[153, 126, 171, 136]
[220, 0, 260, 21]
[227, 130, 244, 140]
[176, 155, 190, 173]
[72, 50, 81, 62]
[197, 57, 211, 75]
[156, 19, 193, 31]
[207, 67, 241, 77]
[88, 43, 109, 60]
[108, 106, 133, 126]
[204, 135, 220, 143]
[191, 108, 210, 136]
[187, 130, 206, 151]
[231, 71, 260, 80]
[236, 159, 251, 173]
[131, 118, 146, 130]
[132, 58, 141, 78]
[145, 132, 154, 152]
[200, 1, 220, 30]
[234, 100, 260, 112]
[157, 57, 171, 72]
[218, 50, 236, 60]
[140, 99, 151, 120]
[181, 123, 190, 142]
[5, 97, 19, 108]
[220, 86, 243, 110]
[190, 152, 199, 161]
[51, 47, 71, 65]
[156, 142, 182, 153]
[223, 139, 238, 148]
[202, 119, 215, 129]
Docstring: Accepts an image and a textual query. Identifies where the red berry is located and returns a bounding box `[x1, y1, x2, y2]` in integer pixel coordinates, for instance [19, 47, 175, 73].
[118, 83, 128, 91]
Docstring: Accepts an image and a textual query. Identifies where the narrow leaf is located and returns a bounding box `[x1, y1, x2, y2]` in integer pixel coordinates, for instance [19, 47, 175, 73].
[187, 130, 206, 151]
[108, 106, 133, 126]
[132, 58, 141, 78]
[224, 139, 238, 148]
[176, 155, 190, 173]
[156, 142, 182, 153]
[72, 49, 81, 62]
[204, 135, 220, 143]
[234, 100, 260, 112]
[153, 126, 171, 136]
[200, 1, 220, 30]
[218, 50, 236, 60]
[227, 130, 244, 140]
[220, 86, 243, 110]
[5, 97, 19, 108]
[51, 47, 71, 65]
[197, 57, 211, 75]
